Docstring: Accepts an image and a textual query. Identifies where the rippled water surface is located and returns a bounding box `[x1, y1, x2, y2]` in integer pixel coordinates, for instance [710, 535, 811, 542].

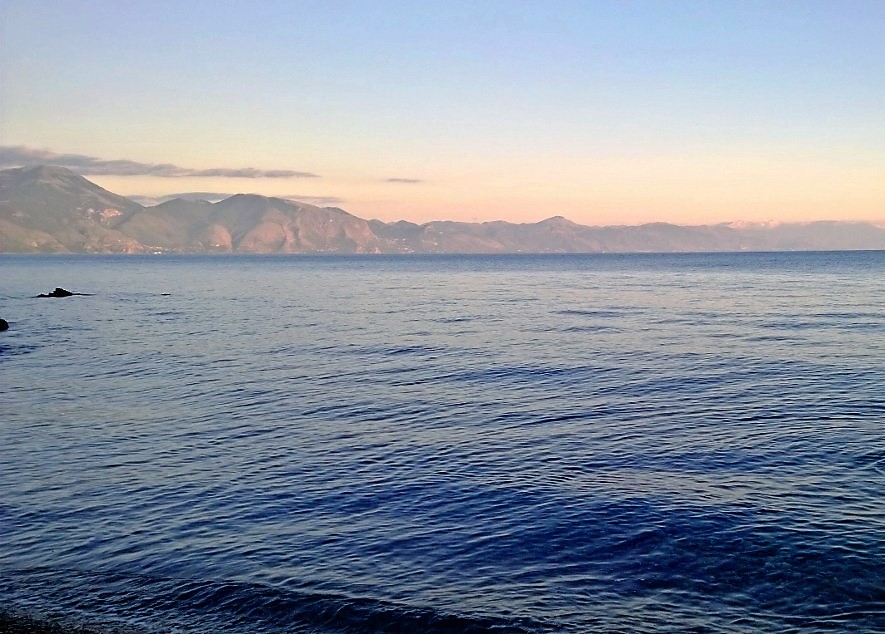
[1, 252, 883, 633]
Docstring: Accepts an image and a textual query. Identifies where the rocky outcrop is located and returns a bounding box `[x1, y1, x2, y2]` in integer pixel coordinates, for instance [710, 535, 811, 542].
[36, 287, 89, 298]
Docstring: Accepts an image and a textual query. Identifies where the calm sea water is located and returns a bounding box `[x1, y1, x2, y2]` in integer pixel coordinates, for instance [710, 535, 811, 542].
[1, 252, 883, 633]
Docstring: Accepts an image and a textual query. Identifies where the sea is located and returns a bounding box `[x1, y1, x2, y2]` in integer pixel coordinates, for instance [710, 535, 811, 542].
[1, 251, 883, 633]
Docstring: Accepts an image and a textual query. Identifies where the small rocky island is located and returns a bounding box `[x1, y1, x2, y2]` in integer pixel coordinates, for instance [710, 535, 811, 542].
[36, 287, 79, 298]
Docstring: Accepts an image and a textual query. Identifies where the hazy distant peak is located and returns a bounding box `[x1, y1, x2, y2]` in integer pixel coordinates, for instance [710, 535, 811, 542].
[214, 193, 291, 211]
[153, 197, 216, 209]
[223, 193, 268, 203]
[539, 215, 578, 226]
[721, 220, 784, 229]
[219, 192, 307, 207]
[130, 192, 232, 206]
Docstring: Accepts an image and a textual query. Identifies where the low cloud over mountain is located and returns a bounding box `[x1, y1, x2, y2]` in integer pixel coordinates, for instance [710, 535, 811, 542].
[1, 165, 883, 254]
[0, 146, 318, 179]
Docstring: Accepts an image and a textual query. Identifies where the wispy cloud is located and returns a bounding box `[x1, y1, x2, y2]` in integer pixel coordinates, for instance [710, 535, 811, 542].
[283, 194, 345, 206]
[386, 177, 423, 184]
[0, 146, 319, 178]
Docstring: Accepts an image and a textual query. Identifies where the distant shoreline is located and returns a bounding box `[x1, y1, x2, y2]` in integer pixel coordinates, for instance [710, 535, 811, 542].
[2, 248, 885, 256]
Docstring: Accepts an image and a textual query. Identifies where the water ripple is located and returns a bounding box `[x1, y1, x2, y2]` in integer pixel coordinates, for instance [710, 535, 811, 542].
[1, 252, 883, 633]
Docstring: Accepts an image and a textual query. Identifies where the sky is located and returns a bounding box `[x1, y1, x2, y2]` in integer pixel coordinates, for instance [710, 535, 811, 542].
[1, 0, 884, 226]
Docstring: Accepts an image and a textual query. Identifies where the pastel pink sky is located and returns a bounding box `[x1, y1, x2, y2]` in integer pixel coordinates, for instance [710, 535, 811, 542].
[2, 1, 883, 226]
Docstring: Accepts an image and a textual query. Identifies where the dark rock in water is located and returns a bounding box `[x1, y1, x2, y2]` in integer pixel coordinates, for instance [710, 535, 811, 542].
[0, 319, 8, 331]
[37, 287, 75, 298]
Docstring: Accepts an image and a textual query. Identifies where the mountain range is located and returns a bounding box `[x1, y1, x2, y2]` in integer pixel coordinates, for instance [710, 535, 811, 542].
[1, 165, 883, 254]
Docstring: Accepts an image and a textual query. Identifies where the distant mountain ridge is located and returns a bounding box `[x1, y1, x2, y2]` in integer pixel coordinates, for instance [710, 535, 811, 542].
[1, 165, 883, 253]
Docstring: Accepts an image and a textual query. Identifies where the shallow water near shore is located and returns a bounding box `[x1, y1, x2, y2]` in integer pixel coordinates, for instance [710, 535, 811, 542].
[1, 252, 883, 633]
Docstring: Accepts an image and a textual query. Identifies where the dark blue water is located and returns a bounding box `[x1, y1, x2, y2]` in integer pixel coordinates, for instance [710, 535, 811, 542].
[1, 252, 883, 633]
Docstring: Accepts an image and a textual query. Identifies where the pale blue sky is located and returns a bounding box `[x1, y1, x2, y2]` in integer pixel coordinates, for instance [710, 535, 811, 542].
[2, 1, 884, 224]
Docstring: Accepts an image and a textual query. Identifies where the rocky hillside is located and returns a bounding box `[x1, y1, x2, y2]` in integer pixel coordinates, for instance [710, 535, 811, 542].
[1, 165, 883, 253]
[117, 194, 385, 253]
[0, 165, 144, 252]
